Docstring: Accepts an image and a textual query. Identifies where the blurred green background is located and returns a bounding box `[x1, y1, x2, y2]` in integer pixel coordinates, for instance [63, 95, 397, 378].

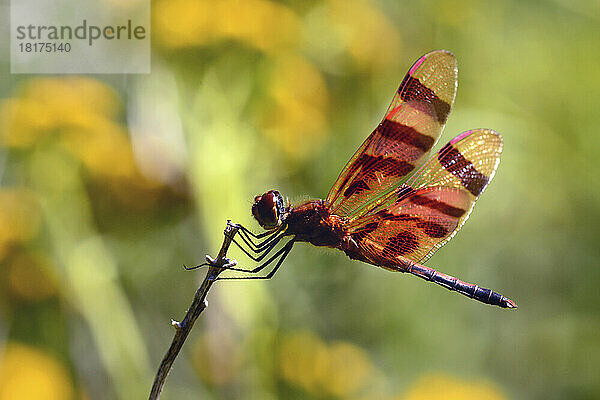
[1, 0, 599, 399]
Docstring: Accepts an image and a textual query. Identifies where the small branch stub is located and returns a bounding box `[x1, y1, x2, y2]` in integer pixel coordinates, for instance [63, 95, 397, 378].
[170, 319, 183, 331]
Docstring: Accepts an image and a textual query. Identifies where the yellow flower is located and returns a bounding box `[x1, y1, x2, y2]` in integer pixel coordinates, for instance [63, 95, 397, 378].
[0, 77, 120, 149]
[278, 331, 376, 397]
[329, 0, 401, 70]
[152, 0, 214, 48]
[322, 341, 375, 397]
[0, 343, 74, 400]
[259, 55, 329, 160]
[0, 98, 55, 147]
[400, 373, 507, 400]
[0, 78, 169, 204]
[305, 0, 402, 71]
[59, 118, 138, 180]
[19, 78, 121, 120]
[279, 331, 329, 394]
[154, 0, 300, 53]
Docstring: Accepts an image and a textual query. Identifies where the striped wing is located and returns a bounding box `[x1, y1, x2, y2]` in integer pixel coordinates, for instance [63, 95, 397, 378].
[347, 129, 502, 267]
[326, 50, 458, 221]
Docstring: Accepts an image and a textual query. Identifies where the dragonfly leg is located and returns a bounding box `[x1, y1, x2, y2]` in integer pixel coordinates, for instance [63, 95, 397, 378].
[186, 226, 287, 271]
[405, 261, 518, 309]
[226, 221, 286, 252]
[217, 239, 295, 280]
[185, 242, 287, 274]
[185, 257, 256, 273]
[236, 227, 281, 251]
[228, 229, 287, 254]
[226, 232, 286, 262]
[227, 220, 280, 241]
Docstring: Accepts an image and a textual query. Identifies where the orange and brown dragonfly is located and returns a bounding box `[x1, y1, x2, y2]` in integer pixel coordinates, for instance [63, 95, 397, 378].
[195, 50, 517, 309]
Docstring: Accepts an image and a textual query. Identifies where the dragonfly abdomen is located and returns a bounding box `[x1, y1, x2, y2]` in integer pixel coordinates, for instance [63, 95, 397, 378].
[405, 261, 517, 308]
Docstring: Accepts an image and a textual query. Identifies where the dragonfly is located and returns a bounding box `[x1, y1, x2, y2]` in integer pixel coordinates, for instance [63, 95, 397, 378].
[195, 50, 517, 309]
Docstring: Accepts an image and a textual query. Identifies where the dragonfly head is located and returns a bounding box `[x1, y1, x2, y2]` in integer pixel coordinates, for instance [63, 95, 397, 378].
[252, 190, 286, 230]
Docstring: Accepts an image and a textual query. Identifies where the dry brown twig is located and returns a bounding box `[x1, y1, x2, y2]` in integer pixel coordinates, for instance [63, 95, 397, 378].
[148, 222, 240, 400]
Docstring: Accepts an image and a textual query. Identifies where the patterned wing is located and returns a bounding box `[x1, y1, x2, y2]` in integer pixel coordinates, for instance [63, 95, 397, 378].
[326, 50, 458, 221]
[347, 129, 502, 267]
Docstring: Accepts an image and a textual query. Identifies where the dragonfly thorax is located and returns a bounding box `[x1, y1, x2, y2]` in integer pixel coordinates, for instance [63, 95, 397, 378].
[252, 190, 287, 230]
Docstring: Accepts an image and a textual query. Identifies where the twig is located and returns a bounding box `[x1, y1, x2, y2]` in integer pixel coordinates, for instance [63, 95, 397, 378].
[148, 222, 240, 400]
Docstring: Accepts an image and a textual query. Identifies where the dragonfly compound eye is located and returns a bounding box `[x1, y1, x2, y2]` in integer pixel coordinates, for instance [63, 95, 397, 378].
[252, 190, 285, 230]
